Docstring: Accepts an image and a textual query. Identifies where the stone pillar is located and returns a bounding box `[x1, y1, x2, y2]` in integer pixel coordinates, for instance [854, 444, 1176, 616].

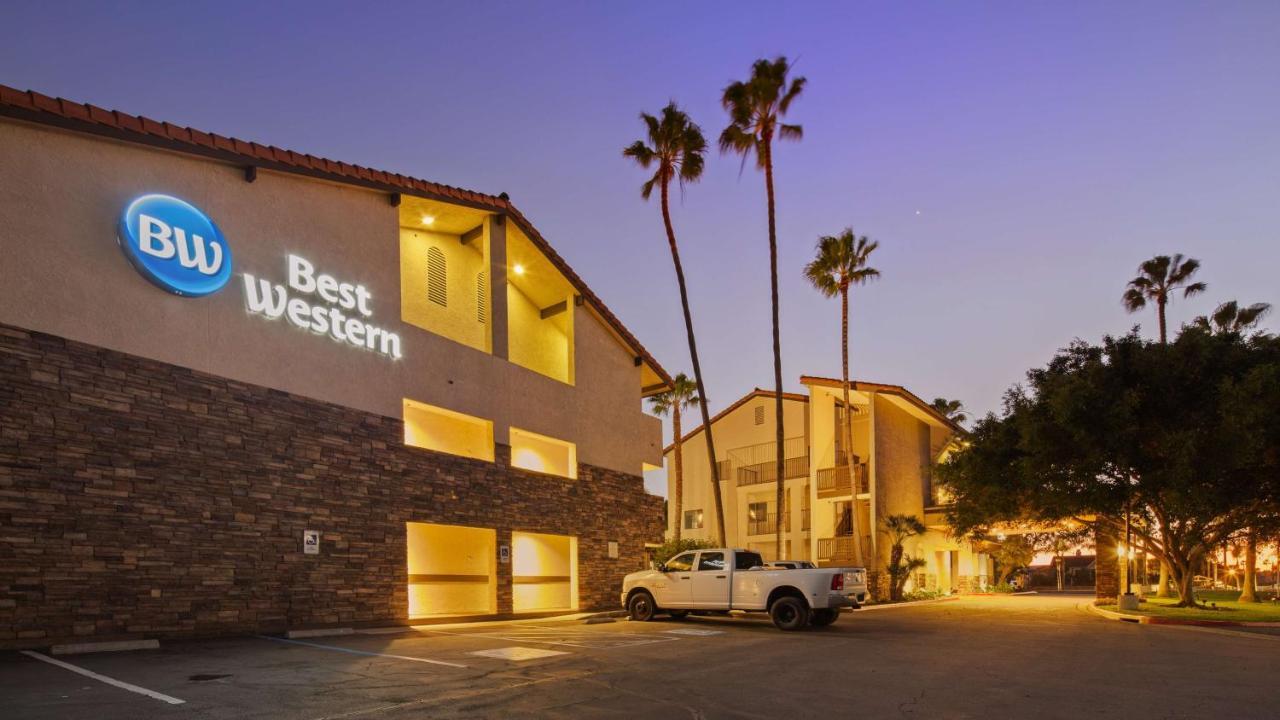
[1095, 525, 1119, 602]
[496, 526, 513, 615]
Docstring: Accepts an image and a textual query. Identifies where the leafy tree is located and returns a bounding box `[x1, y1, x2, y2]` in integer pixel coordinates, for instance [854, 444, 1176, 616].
[939, 330, 1280, 607]
[804, 228, 880, 564]
[882, 514, 926, 600]
[1190, 300, 1272, 336]
[649, 374, 700, 541]
[625, 102, 727, 544]
[982, 535, 1036, 586]
[720, 57, 806, 558]
[1122, 254, 1206, 344]
[929, 398, 968, 427]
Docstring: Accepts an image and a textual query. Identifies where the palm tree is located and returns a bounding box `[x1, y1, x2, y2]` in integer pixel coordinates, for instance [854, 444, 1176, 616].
[804, 229, 879, 566]
[1191, 300, 1272, 336]
[882, 514, 926, 600]
[649, 374, 699, 542]
[624, 102, 727, 545]
[720, 57, 806, 559]
[929, 398, 968, 427]
[1122, 254, 1207, 343]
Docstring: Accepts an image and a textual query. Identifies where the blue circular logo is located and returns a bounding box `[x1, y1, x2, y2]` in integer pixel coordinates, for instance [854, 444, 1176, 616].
[117, 194, 232, 297]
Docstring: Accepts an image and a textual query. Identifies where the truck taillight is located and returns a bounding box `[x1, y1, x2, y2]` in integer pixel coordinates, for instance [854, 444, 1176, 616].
[831, 573, 844, 591]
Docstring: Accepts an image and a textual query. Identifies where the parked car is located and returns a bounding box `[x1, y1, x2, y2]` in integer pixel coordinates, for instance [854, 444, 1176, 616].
[621, 548, 868, 630]
[769, 560, 816, 569]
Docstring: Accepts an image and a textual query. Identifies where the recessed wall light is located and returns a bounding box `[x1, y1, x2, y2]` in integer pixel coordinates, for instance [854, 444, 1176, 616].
[513, 264, 526, 276]
[421, 215, 435, 226]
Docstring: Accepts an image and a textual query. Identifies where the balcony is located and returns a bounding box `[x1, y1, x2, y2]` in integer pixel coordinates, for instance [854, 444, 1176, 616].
[817, 534, 872, 566]
[736, 455, 810, 486]
[747, 513, 777, 536]
[717, 437, 809, 488]
[801, 508, 811, 531]
[816, 462, 869, 498]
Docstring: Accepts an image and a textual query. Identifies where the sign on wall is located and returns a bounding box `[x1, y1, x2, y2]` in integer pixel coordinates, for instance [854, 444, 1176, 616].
[303, 529, 320, 555]
[116, 194, 402, 359]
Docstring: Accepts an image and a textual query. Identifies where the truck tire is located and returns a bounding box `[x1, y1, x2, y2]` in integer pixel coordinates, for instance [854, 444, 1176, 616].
[628, 591, 657, 622]
[810, 608, 840, 627]
[769, 596, 810, 631]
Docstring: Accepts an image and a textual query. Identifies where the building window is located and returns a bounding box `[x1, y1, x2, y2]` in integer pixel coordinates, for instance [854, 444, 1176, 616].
[754, 405, 764, 425]
[683, 509, 704, 530]
[427, 247, 447, 307]
[476, 271, 487, 324]
[510, 427, 577, 479]
[402, 399, 494, 462]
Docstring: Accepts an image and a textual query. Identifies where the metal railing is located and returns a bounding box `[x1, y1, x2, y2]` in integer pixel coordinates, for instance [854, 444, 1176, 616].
[817, 534, 872, 563]
[747, 513, 776, 536]
[735, 455, 810, 486]
[816, 463, 869, 497]
[801, 508, 811, 531]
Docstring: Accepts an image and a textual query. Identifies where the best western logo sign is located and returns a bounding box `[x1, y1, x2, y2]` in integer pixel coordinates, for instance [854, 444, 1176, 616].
[116, 194, 402, 359]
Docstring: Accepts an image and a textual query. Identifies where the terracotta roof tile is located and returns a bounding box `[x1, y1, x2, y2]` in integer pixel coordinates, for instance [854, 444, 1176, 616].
[0, 82, 669, 387]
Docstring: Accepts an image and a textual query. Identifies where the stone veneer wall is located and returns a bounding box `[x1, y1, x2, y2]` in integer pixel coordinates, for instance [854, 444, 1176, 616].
[0, 323, 663, 649]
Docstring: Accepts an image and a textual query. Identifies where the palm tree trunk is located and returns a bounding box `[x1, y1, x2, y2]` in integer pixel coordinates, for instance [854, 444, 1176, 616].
[1240, 529, 1258, 603]
[1157, 297, 1168, 344]
[672, 407, 683, 543]
[660, 179, 726, 546]
[840, 286, 864, 567]
[763, 139, 786, 562]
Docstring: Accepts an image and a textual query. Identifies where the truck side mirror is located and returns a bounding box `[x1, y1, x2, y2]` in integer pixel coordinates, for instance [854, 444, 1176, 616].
[655, 563, 667, 573]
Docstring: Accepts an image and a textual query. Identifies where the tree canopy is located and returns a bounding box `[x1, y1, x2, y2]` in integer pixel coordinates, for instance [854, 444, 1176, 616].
[939, 327, 1280, 605]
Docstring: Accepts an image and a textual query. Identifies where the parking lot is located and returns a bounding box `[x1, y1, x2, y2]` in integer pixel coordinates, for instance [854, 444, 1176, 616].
[4, 594, 1279, 719]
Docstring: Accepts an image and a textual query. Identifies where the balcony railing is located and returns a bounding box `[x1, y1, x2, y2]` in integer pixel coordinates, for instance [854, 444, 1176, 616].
[801, 508, 811, 531]
[816, 463, 869, 498]
[736, 455, 810, 486]
[817, 534, 872, 565]
[747, 513, 776, 536]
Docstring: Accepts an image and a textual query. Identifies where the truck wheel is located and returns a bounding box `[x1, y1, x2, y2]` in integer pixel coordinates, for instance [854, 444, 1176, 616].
[668, 610, 689, 620]
[769, 596, 810, 631]
[810, 608, 839, 627]
[628, 591, 657, 622]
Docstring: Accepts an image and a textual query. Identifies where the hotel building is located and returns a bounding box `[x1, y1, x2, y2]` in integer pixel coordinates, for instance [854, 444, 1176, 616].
[665, 379, 991, 598]
[0, 85, 669, 648]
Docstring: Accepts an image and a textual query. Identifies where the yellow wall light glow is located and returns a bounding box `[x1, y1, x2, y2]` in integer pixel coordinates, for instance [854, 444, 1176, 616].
[509, 426, 577, 479]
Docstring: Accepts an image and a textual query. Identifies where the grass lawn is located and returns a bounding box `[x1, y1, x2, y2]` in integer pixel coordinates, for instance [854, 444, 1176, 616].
[1101, 589, 1280, 623]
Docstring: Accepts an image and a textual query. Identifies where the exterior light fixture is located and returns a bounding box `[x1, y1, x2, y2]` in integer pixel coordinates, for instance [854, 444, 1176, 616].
[421, 215, 435, 226]
[513, 264, 526, 276]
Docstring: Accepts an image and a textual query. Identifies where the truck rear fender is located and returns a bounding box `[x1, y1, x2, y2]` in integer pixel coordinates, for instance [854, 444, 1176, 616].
[765, 585, 810, 611]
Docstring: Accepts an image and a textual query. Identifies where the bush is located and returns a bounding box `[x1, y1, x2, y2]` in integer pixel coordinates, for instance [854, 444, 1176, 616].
[902, 589, 945, 602]
[986, 583, 1017, 594]
[650, 538, 717, 565]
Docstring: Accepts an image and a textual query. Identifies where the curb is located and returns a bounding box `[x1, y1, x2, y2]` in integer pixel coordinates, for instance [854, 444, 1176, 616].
[857, 596, 960, 612]
[1085, 602, 1280, 628]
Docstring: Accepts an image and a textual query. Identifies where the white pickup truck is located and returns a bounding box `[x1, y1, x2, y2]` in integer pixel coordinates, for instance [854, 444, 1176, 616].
[621, 548, 868, 630]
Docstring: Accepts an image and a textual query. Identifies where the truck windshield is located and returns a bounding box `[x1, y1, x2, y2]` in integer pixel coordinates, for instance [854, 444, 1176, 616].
[735, 552, 764, 570]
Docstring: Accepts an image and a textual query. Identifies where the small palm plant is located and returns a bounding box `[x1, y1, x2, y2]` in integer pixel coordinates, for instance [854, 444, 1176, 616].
[649, 374, 700, 541]
[624, 102, 727, 544]
[882, 514, 927, 601]
[1122, 254, 1207, 343]
[804, 228, 879, 565]
[1190, 300, 1272, 336]
[720, 57, 806, 559]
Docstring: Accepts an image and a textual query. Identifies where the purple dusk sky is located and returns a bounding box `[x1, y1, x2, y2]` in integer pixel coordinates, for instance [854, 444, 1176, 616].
[3, 2, 1277, 494]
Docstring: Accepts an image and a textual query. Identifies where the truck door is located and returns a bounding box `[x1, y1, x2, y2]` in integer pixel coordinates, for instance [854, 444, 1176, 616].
[653, 551, 695, 608]
[690, 551, 730, 608]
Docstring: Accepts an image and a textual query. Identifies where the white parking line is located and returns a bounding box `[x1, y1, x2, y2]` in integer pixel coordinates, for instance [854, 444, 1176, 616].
[19, 650, 186, 705]
[255, 635, 468, 668]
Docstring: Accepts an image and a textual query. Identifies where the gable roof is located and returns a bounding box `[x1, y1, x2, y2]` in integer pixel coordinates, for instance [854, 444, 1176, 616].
[662, 388, 809, 454]
[799, 376, 965, 434]
[0, 84, 670, 391]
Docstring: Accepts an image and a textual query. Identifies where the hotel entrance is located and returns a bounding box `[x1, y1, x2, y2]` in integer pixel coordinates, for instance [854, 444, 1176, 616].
[406, 522, 497, 618]
[512, 531, 579, 613]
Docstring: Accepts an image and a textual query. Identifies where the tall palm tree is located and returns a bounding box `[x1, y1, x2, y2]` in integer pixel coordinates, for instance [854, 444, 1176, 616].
[803, 229, 879, 566]
[624, 102, 727, 545]
[1191, 300, 1272, 336]
[1122, 254, 1207, 343]
[720, 57, 806, 559]
[929, 398, 968, 427]
[649, 374, 699, 542]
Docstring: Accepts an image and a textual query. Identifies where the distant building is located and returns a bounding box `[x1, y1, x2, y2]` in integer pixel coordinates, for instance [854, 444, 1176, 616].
[664, 379, 991, 598]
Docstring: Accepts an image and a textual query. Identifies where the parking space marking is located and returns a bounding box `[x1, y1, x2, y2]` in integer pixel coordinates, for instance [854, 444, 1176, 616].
[664, 628, 725, 636]
[467, 646, 569, 661]
[255, 635, 468, 668]
[425, 625, 681, 649]
[19, 650, 186, 705]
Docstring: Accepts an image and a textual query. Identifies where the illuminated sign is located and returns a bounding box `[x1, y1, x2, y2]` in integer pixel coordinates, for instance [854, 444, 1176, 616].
[117, 194, 232, 297]
[244, 255, 402, 359]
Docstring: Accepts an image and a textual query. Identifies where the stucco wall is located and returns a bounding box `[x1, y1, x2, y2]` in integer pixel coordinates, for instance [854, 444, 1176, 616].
[0, 118, 659, 474]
